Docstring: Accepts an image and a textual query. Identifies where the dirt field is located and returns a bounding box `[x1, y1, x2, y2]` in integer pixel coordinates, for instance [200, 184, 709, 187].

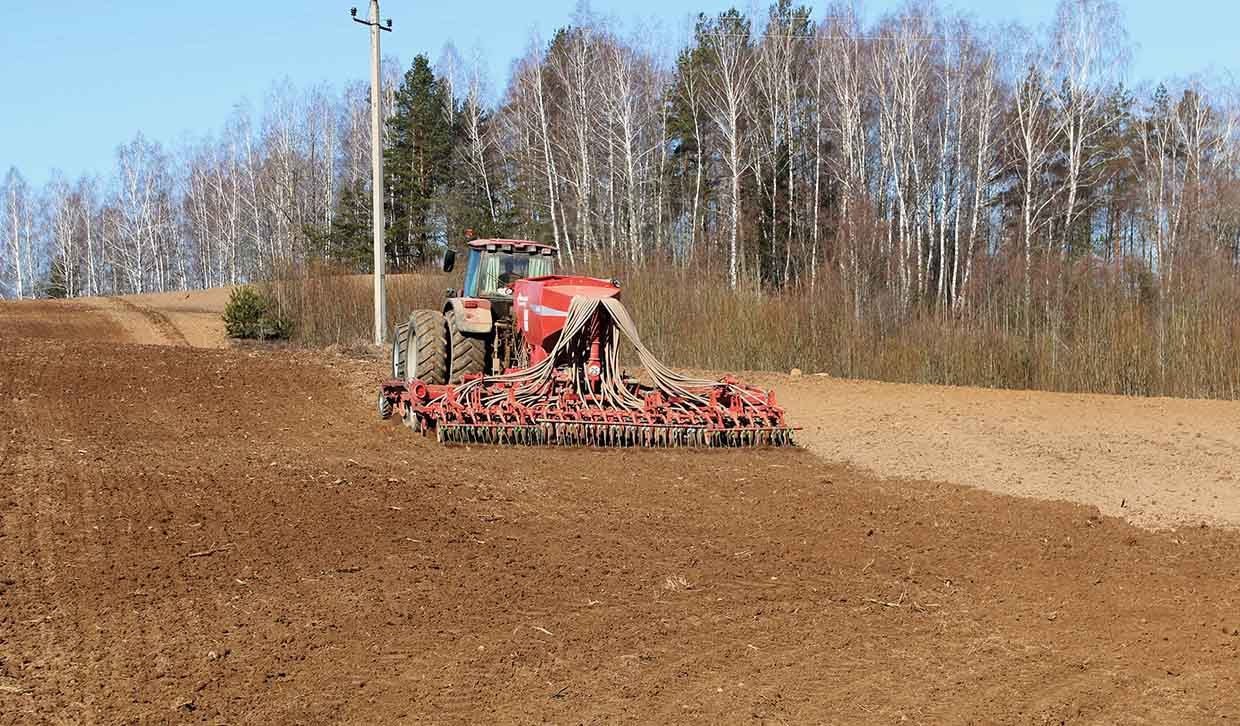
[2, 294, 1239, 724]
[749, 373, 1240, 530]
[34, 287, 1240, 530]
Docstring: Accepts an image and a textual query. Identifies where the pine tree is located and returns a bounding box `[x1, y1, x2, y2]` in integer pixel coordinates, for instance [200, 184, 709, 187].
[44, 253, 70, 298]
[385, 55, 454, 269]
[302, 179, 372, 272]
[329, 179, 374, 271]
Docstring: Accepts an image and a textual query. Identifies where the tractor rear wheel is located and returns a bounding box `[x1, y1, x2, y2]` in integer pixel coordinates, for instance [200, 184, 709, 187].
[403, 310, 448, 385]
[447, 310, 487, 383]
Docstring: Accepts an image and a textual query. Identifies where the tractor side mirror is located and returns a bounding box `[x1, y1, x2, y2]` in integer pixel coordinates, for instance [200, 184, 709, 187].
[442, 248, 456, 273]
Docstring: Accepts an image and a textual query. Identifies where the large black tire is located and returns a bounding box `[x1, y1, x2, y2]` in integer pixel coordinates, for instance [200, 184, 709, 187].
[390, 321, 410, 379]
[404, 310, 448, 385]
[447, 310, 487, 383]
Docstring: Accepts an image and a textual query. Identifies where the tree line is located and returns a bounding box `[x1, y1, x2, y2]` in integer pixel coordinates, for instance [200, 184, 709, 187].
[4, 0, 1238, 332]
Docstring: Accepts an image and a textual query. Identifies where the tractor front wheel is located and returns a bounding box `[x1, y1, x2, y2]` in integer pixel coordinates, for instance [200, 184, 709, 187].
[390, 321, 410, 378]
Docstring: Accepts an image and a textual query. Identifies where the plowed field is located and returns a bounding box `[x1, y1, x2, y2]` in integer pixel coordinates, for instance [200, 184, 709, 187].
[2, 294, 1238, 724]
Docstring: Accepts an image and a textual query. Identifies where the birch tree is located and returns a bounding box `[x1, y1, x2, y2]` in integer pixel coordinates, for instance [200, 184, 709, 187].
[820, 4, 869, 306]
[45, 173, 81, 297]
[1050, 0, 1129, 257]
[2, 168, 36, 299]
[111, 134, 171, 293]
[699, 10, 756, 288]
[1006, 34, 1064, 316]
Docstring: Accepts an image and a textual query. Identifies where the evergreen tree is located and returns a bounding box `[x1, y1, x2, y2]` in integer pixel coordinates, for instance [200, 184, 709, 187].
[385, 54, 454, 269]
[329, 179, 374, 271]
[43, 253, 70, 298]
[302, 179, 373, 272]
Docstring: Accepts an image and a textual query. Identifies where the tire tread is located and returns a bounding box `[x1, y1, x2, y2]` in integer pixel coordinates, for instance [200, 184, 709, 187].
[408, 310, 447, 385]
[447, 311, 487, 383]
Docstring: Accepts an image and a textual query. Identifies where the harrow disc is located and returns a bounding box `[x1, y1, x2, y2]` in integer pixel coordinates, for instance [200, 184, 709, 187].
[427, 420, 795, 448]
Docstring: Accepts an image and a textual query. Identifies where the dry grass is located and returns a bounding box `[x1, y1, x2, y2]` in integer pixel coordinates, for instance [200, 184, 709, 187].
[599, 258, 1240, 400]
[264, 257, 1240, 400]
[263, 265, 453, 347]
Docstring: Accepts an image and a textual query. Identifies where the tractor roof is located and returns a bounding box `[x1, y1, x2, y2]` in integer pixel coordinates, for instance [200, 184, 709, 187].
[467, 238, 557, 255]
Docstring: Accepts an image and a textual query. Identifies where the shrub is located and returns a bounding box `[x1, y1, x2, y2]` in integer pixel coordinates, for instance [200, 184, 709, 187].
[223, 286, 292, 340]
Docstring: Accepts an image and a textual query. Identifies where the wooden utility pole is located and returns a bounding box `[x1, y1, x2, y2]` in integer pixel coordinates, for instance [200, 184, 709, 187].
[351, 2, 392, 345]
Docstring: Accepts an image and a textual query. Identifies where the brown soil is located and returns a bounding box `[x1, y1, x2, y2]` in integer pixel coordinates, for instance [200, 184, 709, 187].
[0, 293, 224, 349]
[110, 286, 1240, 530]
[2, 296, 1238, 723]
[747, 373, 1240, 530]
[117, 288, 231, 348]
[44, 286, 1240, 530]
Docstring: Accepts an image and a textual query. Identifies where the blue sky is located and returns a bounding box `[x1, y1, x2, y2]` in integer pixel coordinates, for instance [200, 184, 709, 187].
[2, 0, 1235, 187]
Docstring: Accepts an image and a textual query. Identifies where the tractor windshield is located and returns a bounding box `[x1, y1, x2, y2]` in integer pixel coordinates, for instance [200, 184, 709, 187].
[465, 251, 554, 297]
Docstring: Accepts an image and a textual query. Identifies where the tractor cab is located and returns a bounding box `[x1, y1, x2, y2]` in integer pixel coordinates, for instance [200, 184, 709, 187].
[445, 239, 557, 299]
[394, 237, 562, 389]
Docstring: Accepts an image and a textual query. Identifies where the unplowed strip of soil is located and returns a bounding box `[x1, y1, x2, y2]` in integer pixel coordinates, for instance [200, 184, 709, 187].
[107, 297, 191, 346]
[118, 288, 231, 348]
[2, 306, 1239, 723]
[746, 373, 1240, 530]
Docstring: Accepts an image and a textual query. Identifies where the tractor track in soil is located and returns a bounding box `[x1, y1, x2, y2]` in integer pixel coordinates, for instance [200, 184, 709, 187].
[105, 296, 192, 347]
[1, 294, 1239, 724]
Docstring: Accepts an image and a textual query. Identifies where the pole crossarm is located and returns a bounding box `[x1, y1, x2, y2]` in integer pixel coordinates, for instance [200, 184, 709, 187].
[349, 6, 392, 29]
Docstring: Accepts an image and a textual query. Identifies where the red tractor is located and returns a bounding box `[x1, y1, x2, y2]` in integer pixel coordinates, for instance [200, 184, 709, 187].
[382, 237, 794, 447]
[390, 238, 562, 385]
